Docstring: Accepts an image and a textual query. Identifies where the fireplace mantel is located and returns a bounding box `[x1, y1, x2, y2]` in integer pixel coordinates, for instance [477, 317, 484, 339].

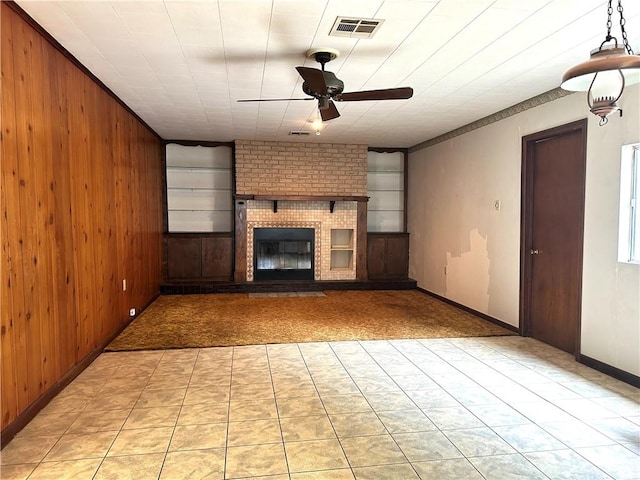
[235, 194, 369, 202]
[235, 194, 369, 214]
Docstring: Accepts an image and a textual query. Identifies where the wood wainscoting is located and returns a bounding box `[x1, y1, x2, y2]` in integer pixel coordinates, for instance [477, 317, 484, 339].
[1, 3, 164, 442]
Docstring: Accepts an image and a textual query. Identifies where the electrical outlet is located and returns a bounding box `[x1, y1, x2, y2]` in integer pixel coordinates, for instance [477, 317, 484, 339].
[122, 279, 127, 291]
[129, 308, 136, 317]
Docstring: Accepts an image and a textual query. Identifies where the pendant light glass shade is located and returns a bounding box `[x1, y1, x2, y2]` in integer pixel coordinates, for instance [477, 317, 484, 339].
[561, 46, 640, 92]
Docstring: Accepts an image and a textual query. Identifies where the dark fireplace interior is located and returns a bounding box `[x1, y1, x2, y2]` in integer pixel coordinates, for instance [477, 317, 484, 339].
[254, 228, 314, 281]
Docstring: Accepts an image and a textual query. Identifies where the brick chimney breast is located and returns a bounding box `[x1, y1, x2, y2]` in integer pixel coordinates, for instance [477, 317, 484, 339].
[235, 140, 368, 196]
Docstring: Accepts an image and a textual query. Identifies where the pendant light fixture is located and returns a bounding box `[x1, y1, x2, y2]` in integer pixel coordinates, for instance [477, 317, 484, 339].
[561, 0, 640, 125]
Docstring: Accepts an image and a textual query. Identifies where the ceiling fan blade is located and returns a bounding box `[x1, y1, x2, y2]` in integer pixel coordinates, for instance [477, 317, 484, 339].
[296, 66, 327, 95]
[337, 87, 413, 102]
[237, 98, 313, 102]
[319, 100, 340, 121]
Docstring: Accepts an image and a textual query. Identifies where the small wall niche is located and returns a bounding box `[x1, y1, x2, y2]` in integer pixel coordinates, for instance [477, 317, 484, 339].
[331, 229, 353, 248]
[330, 229, 354, 269]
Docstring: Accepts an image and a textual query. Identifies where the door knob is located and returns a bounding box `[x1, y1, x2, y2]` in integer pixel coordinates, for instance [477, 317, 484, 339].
[530, 249, 539, 255]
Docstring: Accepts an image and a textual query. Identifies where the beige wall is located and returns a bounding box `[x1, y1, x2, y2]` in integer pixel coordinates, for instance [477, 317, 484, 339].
[235, 140, 368, 196]
[408, 83, 640, 376]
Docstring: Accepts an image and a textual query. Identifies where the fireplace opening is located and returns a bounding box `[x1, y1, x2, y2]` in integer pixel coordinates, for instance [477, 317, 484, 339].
[254, 228, 314, 281]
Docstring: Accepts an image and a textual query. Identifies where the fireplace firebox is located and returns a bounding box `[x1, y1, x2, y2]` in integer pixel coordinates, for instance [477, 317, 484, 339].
[253, 228, 314, 281]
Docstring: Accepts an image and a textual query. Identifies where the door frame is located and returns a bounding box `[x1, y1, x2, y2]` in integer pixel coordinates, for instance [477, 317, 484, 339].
[519, 118, 588, 358]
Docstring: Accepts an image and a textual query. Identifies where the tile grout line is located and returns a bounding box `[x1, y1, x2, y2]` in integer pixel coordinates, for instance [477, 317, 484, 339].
[424, 339, 562, 478]
[415, 338, 620, 479]
[90, 352, 154, 478]
[383, 339, 520, 479]
[151, 350, 195, 479]
[265, 344, 293, 479]
[296, 341, 357, 478]
[460, 339, 628, 478]
[327, 340, 418, 474]
[354, 339, 468, 478]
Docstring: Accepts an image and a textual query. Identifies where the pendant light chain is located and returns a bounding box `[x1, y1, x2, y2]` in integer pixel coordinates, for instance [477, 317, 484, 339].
[606, 0, 613, 41]
[617, 0, 633, 55]
[603, 0, 633, 54]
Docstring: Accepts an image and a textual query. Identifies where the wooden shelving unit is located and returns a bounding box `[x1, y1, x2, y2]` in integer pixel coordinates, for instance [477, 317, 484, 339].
[166, 144, 233, 232]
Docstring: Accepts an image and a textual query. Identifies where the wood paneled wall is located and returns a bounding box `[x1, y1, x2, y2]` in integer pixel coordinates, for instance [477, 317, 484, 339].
[1, 4, 164, 433]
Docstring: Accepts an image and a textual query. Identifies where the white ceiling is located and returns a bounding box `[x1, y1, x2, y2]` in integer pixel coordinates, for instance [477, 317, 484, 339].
[16, 0, 640, 147]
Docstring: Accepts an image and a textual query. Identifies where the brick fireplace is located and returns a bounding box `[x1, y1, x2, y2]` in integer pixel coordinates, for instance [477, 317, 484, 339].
[234, 140, 368, 282]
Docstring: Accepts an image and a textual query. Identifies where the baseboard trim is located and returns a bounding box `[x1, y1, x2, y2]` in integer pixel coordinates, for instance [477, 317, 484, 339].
[0, 293, 160, 448]
[416, 287, 520, 334]
[0, 343, 102, 448]
[577, 354, 640, 388]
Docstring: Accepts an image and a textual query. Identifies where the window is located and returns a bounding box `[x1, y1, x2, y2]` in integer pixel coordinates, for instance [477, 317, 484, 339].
[367, 151, 405, 232]
[618, 142, 639, 263]
[165, 144, 233, 232]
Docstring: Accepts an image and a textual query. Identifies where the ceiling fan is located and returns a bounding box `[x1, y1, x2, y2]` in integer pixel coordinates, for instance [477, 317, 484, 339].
[237, 48, 414, 122]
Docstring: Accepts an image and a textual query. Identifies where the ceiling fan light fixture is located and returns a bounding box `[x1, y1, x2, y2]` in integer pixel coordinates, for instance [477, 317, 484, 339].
[312, 117, 323, 135]
[560, 0, 640, 125]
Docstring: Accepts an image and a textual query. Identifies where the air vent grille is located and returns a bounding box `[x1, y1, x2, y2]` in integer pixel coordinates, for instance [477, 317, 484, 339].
[288, 131, 311, 136]
[329, 17, 384, 39]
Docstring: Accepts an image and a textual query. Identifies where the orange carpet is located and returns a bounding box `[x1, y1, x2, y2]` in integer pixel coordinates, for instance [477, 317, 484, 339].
[106, 290, 515, 351]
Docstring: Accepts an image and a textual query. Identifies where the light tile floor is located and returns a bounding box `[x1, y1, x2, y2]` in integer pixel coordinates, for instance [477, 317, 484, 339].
[1, 336, 639, 479]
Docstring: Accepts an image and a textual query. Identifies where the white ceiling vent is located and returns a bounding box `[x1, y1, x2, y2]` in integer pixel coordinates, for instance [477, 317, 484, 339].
[288, 131, 311, 136]
[329, 17, 384, 39]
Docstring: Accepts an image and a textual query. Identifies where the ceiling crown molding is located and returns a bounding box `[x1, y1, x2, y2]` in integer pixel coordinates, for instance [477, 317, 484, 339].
[409, 88, 574, 153]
